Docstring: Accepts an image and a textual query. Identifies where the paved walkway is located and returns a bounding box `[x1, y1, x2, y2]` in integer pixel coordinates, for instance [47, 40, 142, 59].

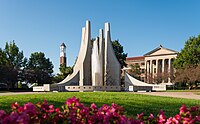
[134, 92, 200, 100]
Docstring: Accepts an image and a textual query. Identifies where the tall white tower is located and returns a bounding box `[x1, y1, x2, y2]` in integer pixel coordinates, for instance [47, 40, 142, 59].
[60, 43, 67, 67]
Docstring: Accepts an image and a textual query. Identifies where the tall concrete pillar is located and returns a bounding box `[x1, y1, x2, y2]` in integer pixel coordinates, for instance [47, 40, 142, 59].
[79, 21, 91, 86]
[104, 22, 121, 86]
[99, 29, 104, 86]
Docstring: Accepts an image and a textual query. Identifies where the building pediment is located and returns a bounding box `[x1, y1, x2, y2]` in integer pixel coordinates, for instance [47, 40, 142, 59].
[144, 45, 178, 56]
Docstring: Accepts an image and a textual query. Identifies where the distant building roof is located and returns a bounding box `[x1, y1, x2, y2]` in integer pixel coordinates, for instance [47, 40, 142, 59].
[61, 43, 66, 47]
[144, 45, 178, 56]
[126, 56, 145, 61]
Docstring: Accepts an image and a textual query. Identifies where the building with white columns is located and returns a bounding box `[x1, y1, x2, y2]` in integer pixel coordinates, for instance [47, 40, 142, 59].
[126, 45, 178, 84]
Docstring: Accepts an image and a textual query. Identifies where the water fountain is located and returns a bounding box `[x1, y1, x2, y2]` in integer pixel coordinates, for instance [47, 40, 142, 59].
[52, 20, 121, 91]
[91, 38, 101, 86]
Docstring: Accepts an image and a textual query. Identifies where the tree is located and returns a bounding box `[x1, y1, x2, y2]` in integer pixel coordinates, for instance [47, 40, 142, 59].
[174, 65, 200, 89]
[26, 52, 54, 85]
[173, 35, 200, 69]
[53, 65, 73, 83]
[0, 41, 27, 88]
[53, 64, 73, 83]
[173, 35, 200, 89]
[112, 40, 127, 69]
[59, 64, 73, 77]
[129, 64, 141, 80]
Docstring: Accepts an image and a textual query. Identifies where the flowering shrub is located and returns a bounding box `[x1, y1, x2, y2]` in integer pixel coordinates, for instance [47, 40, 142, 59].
[0, 96, 199, 124]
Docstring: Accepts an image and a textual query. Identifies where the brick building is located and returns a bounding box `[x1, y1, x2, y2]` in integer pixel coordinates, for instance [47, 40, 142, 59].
[125, 45, 178, 84]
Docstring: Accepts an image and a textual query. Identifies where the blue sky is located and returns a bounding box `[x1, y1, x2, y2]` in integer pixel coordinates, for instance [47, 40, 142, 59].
[0, 0, 200, 74]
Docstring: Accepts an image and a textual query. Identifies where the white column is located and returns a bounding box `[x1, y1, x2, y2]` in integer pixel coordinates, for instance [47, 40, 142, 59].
[145, 60, 147, 82]
[146, 60, 149, 83]
[150, 60, 152, 74]
[162, 59, 165, 83]
[155, 59, 158, 83]
[168, 58, 171, 83]
[156, 59, 158, 74]
[162, 59, 165, 73]
[150, 60, 152, 83]
[168, 58, 171, 73]
[152, 60, 155, 83]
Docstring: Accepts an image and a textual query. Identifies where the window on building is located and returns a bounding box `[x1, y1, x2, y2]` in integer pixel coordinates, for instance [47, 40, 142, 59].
[141, 63, 145, 66]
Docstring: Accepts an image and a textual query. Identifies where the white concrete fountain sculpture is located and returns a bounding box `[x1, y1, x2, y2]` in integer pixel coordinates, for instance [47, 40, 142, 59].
[53, 20, 121, 91]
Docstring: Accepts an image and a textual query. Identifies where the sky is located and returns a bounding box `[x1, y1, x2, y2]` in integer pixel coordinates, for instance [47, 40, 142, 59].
[0, 0, 200, 74]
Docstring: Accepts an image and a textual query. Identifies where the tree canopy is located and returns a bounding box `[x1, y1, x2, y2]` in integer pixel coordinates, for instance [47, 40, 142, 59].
[52, 65, 73, 83]
[112, 40, 127, 68]
[0, 41, 27, 88]
[129, 64, 141, 80]
[174, 65, 200, 89]
[173, 35, 200, 89]
[173, 35, 200, 69]
[25, 52, 54, 85]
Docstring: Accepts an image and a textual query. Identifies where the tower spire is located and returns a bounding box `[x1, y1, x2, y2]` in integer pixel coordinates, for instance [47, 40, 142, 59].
[60, 42, 67, 67]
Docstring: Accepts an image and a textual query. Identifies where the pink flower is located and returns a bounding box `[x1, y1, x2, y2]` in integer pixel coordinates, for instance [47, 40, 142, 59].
[55, 108, 60, 113]
[166, 117, 179, 124]
[1, 97, 200, 124]
[101, 104, 110, 112]
[11, 102, 19, 110]
[137, 113, 144, 119]
[17, 106, 24, 113]
[190, 106, 199, 112]
[158, 110, 166, 123]
[183, 117, 190, 124]
[90, 103, 97, 110]
[110, 107, 116, 113]
[196, 115, 200, 121]
[66, 96, 80, 107]
[80, 106, 89, 116]
[40, 100, 49, 111]
[149, 113, 154, 119]
[16, 112, 30, 124]
[174, 114, 181, 120]
[49, 105, 55, 113]
[24, 102, 36, 116]
[24, 102, 36, 111]
[180, 105, 188, 114]
[42, 113, 47, 119]
[172, 117, 179, 124]
[9, 112, 19, 123]
[0, 110, 6, 116]
[166, 117, 173, 124]
[0, 110, 6, 120]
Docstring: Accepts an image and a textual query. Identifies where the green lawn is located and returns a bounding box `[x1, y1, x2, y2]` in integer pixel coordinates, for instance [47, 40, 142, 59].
[0, 92, 199, 118]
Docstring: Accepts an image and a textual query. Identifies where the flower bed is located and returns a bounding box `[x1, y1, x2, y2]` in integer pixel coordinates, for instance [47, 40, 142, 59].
[0, 96, 199, 124]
